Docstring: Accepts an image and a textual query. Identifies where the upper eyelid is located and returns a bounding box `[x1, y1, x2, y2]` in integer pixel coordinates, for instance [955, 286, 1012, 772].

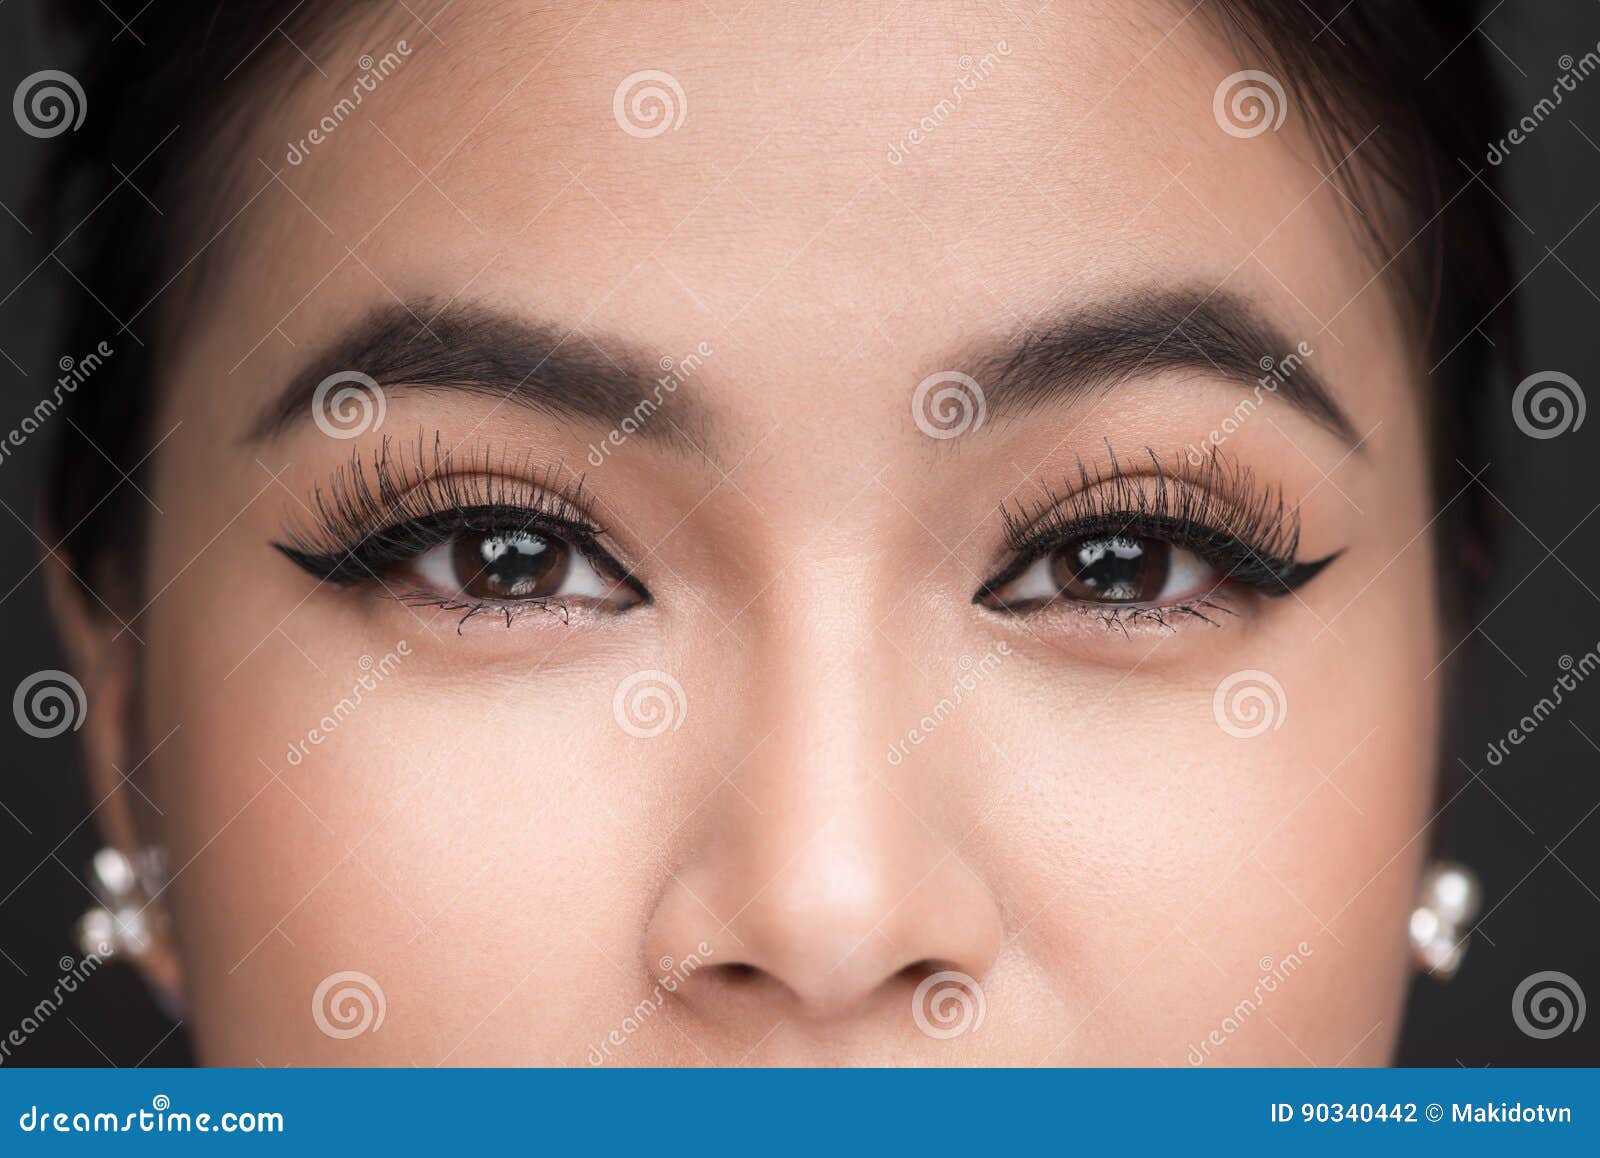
[997, 452, 1304, 562]
[279, 495, 600, 565]
[274, 505, 642, 599]
[278, 434, 602, 559]
[1003, 510, 1241, 556]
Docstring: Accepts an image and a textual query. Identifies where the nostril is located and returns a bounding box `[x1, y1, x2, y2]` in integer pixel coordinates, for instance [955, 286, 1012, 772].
[899, 958, 954, 985]
[692, 961, 792, 1005]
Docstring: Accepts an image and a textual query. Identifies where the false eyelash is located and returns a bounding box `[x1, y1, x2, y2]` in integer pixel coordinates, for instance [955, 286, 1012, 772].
[983, 446, 1338, 605]
[273, 432, 637, 598]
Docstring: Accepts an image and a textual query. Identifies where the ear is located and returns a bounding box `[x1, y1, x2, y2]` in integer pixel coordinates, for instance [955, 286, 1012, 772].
[42, 550, 184, 1006]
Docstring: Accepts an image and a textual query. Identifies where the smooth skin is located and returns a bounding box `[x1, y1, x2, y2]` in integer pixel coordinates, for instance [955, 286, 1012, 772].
[55, 0, 1439, 1064]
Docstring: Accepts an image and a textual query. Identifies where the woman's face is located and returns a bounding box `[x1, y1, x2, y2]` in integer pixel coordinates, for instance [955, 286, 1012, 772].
[80, 0, 1442, 1064]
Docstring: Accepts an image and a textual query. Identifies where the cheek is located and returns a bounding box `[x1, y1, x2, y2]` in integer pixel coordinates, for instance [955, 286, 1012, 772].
[967, 549, 1438, 1065]
[137, 586, 688, 1062]
[976, 705, 1433, 1065]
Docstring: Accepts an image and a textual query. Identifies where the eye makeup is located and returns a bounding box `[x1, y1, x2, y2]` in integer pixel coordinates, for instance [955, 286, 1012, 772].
[976, 448, 1340, 629]
[275, 436, 1337, 637]
[274, 434, 648, 629]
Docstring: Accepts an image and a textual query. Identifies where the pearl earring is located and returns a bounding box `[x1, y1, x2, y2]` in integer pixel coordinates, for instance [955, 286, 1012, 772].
[1408, 861, 1480, 980]
[74, 847, 165, 962]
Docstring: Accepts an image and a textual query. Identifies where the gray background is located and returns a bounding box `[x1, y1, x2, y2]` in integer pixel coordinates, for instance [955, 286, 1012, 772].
[0, 2, 1596, 1066]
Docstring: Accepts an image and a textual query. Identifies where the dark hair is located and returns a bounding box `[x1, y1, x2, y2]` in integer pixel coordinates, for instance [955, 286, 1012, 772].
[38, 1, 1514, 625]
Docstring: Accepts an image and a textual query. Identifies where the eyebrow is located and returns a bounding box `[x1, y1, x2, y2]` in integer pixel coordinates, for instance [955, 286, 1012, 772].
[970, 289, 1360, 447]
[245, 301, 705, 450]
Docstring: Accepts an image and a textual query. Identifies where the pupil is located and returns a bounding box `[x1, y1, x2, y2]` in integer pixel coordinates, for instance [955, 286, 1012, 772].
[1052, 535, 1169, 603]
[453, 531, 567, 599]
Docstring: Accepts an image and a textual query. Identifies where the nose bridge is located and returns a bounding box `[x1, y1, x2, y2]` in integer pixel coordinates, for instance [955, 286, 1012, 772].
[645, 576, 1002, 1018]
[723, 531, 912, 813]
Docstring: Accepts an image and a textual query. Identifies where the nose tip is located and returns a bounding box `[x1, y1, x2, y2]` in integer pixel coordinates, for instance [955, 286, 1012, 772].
[647, 830, 1002, 1022]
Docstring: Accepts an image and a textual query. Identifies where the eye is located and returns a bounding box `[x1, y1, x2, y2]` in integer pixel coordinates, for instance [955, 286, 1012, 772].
[983, 532, 1221, 610]
[404, 526, 642, 611]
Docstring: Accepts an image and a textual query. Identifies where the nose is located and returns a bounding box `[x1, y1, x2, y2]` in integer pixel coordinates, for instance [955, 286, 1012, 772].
[644, 645, 1002, 1022]
[649, 796, 1002, 1019]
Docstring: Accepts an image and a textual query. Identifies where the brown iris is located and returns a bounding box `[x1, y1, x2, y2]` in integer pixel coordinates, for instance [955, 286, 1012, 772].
[1051, 534, 1171, 603]
[450, 531, 570, 600]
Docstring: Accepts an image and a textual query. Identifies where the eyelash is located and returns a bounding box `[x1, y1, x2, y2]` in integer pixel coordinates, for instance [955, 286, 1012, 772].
[274, 434, 645, 628]
[978, 448, 1336, 628]
[277, 439, 1331, 635]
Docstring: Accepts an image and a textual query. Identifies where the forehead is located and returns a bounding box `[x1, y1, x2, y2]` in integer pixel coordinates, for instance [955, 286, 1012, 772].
[192, 0, 1400, 427]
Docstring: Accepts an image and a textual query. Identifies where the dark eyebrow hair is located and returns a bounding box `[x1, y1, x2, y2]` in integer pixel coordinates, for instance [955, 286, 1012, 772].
[244, 301, 706, 450]
[972, 289, 1361, 447]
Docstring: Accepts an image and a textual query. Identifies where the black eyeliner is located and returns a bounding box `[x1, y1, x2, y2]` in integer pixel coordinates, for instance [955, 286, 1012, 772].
[979, 448, 1341, 606]
[273, 433, 647, 604]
